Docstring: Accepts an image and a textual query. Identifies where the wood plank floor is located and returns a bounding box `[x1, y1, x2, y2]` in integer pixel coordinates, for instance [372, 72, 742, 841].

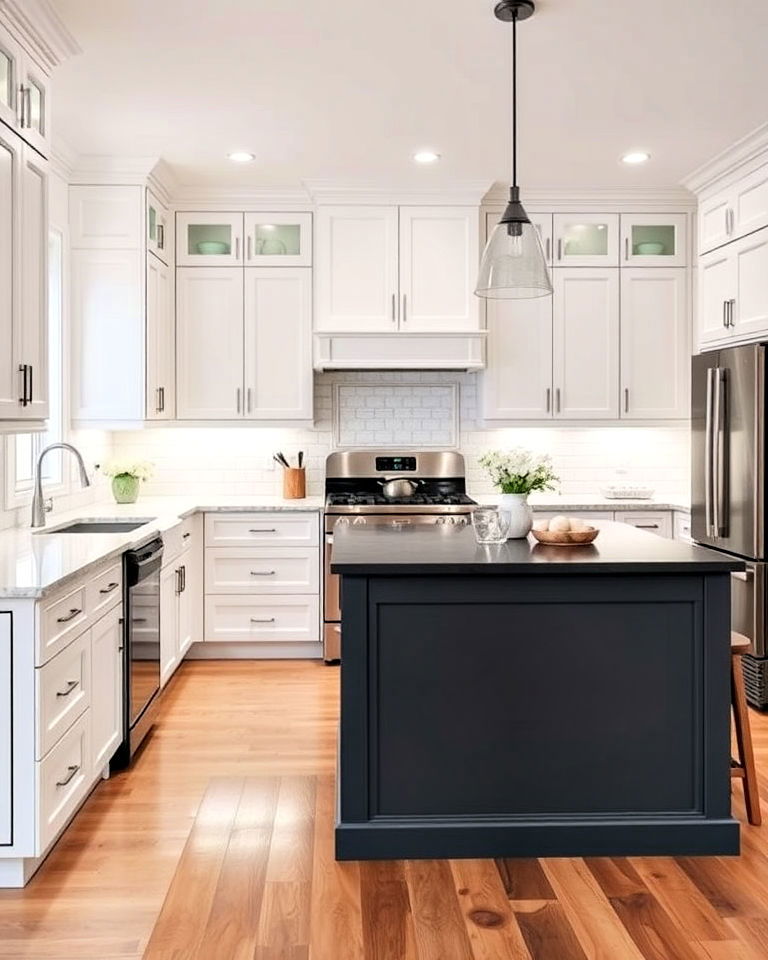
[2, 660, 768, 959]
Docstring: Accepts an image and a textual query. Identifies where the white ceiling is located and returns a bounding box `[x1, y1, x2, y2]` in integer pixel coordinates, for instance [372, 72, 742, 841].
[52, 0, 768, 192]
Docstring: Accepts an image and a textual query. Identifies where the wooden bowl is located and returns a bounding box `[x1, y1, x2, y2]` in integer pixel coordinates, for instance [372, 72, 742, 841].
[530, 527, 599, 546]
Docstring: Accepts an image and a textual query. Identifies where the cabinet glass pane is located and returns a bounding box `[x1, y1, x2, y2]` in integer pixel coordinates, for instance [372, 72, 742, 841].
[28, 81, 43, 134]
[187, 223, 232, 256]
[562, 222, 608, 256]
[148, 204, 157, 242]
[0, 51, 11, 109]
[631, 224, 676, 257]
[252, 222, 301, 257]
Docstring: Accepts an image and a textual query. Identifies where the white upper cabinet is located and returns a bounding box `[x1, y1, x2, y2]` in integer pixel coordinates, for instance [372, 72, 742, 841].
[553, 268, 619, 419]
[699, 191, 732, 255]
[0, 26, 21, 133]
[482, 294, 553, 421]
[244, 268, 312, 420]
[176, 212, 244, 266]
[0, 125, 20, 419]
[731, 227, 768, 340]
[176, 267, 244, 419]
[553, 213, 619, 266]
[17, 147, 48, 420]
[315, 205, 399, 332]
[146, 190, 171, 265]
[620, 214, 687, 267]
[698, 245, 734, 346]
[699, 166, 768, 255]
[244, 212, 312, 266]
[0, 23, 51, 158]
[146, 255, 175, 420]
[620, 268, 689, 419]
[70, 186, 143, 250]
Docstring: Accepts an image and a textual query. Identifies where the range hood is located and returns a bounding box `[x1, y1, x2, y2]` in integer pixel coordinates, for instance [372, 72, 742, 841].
[313, 331, 487, 372]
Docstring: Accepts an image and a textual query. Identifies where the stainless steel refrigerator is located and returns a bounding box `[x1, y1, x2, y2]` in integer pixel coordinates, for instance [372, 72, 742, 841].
[692, 345, 767, 706]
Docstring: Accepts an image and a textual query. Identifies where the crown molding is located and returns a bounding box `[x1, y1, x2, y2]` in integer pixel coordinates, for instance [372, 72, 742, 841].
[0, 0, 80, 72]
[69, 155, 162, 185]
[304, 180, 492, 206]
[482, 183, 696, 210]
[147, 159, 180, 206]
[682, 122, 768, 196]
[171, 184, 312, 209]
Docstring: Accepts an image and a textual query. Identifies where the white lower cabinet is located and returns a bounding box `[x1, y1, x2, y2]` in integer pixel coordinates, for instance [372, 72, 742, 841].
[38, 711, 90, 853]
[160, 561, 180, 687]
[90, 607, 123, 774]
[619, 511, 673, 539]
[160, 522, 203, 686]
[36, 631, 90, 760]
[204, 547, 320, 595]
[204, 595, 320, 643]
[0, 613, 10, 845]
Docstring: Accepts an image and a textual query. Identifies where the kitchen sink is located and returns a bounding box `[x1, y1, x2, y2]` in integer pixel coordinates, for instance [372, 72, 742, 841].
[38, 519, 154, 534]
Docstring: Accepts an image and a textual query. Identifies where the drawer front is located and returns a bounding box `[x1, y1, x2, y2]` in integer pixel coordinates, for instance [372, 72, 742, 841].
[37, 631, 91, 760]
[620, 511, 673, 539]
[38, 583, 89, 665]
[204, 595, 320, 642]
[86, 562, 122, 621]
[674, 511, 692, 543]
[205, 547, 320, 594]
[38, 711, 91, 853]
[205, 512, 319, 547]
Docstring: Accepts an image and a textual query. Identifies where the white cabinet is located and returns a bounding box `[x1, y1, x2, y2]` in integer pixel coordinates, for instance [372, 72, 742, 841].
[146, 190, 171, 264]
[553, 269, 619, 419]
[553, 214, 619, 266]
[70, 186, 143, 249]
[620, 214, 687, 267]
[315, 205, 398, 332]
[146, 255, 175, 420]
[176, 212, 244, 266]
[0, 23, 51, 158]
[699, 166, 768, 255]
[176, 267, 244, 419]
[620, 511, 673, 539]
[244, 268, 312, 420]
[674, 511, 692, 542]
[0, 613, 10, 845]
[620, 269, 689, 419]
[90, 607, 122, 775]
[160, 531, 201, 686]
[0, 125, 20, 419]
[0, 26, 21, 132]
[699, 245, 734, 346]
[244, 212, 312, 266]
[159, 561, 179, 687]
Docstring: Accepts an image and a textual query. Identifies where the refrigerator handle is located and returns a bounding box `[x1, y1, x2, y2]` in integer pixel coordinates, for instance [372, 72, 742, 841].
[705, 367, 715, 538]
[713, 367, 728, 538]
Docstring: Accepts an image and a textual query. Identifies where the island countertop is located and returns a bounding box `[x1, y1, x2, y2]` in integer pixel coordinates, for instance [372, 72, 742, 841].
[331, 520, 744, 575]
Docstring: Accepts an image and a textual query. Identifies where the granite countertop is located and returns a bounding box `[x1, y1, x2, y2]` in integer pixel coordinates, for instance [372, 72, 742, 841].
[330, 520, 741, 575]
[0, 495, 324, 599]
[468, 492, 692, 512]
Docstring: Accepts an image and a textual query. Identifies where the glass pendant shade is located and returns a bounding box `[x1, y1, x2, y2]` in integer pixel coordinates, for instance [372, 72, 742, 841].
[475, 218, 553, 299]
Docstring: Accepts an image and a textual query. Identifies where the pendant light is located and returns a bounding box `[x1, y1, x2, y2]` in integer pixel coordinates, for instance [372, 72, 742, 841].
[475, 0, 553, 299]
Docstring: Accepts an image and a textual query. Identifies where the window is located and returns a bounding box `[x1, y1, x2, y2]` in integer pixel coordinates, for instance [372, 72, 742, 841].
[4, 229, 65, 505]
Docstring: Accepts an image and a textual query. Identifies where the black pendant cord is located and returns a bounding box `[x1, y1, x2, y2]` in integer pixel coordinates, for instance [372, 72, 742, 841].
[512, 11, 517, 188]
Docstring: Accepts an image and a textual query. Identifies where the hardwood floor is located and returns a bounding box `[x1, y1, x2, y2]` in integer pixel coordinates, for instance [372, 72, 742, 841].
[2, 659, 768, 959]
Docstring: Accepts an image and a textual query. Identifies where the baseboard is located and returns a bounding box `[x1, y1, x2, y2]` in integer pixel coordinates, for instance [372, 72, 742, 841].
[186, 641, 323, 660]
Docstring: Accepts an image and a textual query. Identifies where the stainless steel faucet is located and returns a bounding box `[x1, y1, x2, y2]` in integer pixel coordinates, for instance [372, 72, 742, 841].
[31, 443, 91, 528]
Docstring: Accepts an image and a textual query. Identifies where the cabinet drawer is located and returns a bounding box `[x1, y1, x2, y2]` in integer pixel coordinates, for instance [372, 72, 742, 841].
[205, 512, 319, 547]
[204, 547, 320, 594]
[204, 595, 320, 642]
[620, 511, 673, 539]
[36, 631, 91, 760]
[37, 711, 91, 853]
[86, 563, 122, 621]
[38, 583, 89, 665]
[674, 511, 692, 543]
[164, 515, 196, 565]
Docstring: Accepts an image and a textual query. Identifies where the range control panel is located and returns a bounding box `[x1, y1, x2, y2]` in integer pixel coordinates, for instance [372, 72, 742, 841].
[375, 456, 417, 472]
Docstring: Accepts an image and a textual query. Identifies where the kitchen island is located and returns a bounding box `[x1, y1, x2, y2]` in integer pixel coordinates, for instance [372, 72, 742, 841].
[332, 520, 743, 861]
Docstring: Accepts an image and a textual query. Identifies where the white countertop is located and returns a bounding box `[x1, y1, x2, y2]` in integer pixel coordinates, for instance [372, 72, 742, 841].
[0, 495, 324, 600]
[468, 492, 691, 512]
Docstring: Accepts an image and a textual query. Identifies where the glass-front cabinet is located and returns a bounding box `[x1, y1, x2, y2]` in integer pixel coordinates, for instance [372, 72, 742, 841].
[17, 57, 50, 158]
[176, 212, 244, 266]
[0, 32, 18, 131]
[620, 213, 688, 267]
[244, 212, 312, 266]
[553, 213, 619, 266]
[147, 190, 171, 264]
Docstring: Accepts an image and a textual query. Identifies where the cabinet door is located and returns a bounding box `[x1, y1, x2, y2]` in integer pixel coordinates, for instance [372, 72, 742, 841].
[90, 606, 123, 774]
[399, 206, 479, 332]
[620, 213, 687, 267]
[17, 54, 50, 158]
[160, 563, 179, 687]
[17, 146, 48, 419]
[0, 612, 10, 844]
[620, 269, 689, 419]
[147, 189, 171, 265]
[146, 254, 175, 420]
[176, 212, 243, 266]
[0, 125, 21, 418]
[698, 246, 735, 346]
[244, 267, 312, 420]
[0, 26, 21, 134]
[315, 205, 399, 332]
[733, 166, 768, 241]
[176, 267, 244, 419]
[553, 269, 619, 419]
[70, 185, 143, 249]
[699, 188, 733, 254]
[244, 212, 312, 266]
[732, 227, 768, 341]
[482, 295, 553, 420]
[553, 214, 619, 266]
[177, 551, 194, 659]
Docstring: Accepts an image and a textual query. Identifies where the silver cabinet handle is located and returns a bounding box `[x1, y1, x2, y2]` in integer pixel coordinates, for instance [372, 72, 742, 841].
[402, 294, 407, 323]
[545, 237, 551, 262]
[159, 386, 165, 412]
[181, 564, 186, 593]
[236, 388, 241, 413]
[99, 582, 119, 595]
[624, 387, 630, 413]
[246, 387, 252, 413]
[157, 223, 164, 250]
[250, 570, 276, 576]
[391, 293, 397, 323]
[723, 300, 728, 328]
[249, 528, 277, 533]
[545, 387, 551, 413]
[729, 298, 736, 327]
[156, 387, 162, 413]
[17, 84, 25, 127]
[56, 608, 82, 624]
[24, 87, 32, 129]
[251, 617, 276, 624]
[555, 388, 561, 413]
[624, 237, 630, 261]
[247, 236, 252, 261]
[56, 765, 80, 788]
[557, 238, 563, 261]
[56, 680, 79, 698]
[28, 363, 32, 403]
[175, 568, 182, 595]
[18, 363, 28, 406]
[235, 236, 240, 260]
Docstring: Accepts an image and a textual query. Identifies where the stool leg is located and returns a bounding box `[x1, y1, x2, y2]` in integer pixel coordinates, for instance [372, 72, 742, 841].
[732, 653, 762, 826]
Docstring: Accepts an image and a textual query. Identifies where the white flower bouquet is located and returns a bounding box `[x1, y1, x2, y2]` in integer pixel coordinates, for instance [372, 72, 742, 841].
[101, 459, 154, 481]
[478, 448, 558, 495]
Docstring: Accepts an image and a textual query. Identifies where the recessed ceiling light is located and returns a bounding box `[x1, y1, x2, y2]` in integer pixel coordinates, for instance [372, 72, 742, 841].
[621, 151, 651, 165]
[227, 151, 255, 163]
[413, 150, 441, 164]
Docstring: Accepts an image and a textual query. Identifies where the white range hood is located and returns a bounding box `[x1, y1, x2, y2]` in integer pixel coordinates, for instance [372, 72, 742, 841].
[313, 331, 487, 372]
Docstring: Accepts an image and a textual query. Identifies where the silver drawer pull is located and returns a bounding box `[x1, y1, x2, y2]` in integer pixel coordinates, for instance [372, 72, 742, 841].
[56, 608, 82, 623]
[250, 617, 276, 623]
[99, 582, 119, 595]
[250, 570, 276, 576]
[56, 680, 79, 698]
[249, 528, 277, 533]
[56, 765, 80, 788]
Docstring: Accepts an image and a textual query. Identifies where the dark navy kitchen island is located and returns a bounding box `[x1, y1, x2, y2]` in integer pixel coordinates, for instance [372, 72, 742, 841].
[331, 520, 743, 861]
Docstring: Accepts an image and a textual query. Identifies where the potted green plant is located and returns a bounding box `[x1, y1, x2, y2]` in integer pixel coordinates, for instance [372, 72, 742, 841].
[478, 448, 559, 538]
[101, 459, 154, 504]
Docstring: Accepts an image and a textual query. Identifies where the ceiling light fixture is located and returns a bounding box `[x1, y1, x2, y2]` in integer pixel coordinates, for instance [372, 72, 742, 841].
[227, 151, 256, 163]
[621, 151, 650, 165]
[413, 150, 441, 164]
[476, 1, 552, 300]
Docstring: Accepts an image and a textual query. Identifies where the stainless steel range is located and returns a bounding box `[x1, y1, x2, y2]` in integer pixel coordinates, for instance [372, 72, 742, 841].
[323, 450, 476, 662]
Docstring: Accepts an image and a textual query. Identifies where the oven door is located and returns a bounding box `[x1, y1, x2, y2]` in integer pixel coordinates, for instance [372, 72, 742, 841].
[732, 561, 768, 657]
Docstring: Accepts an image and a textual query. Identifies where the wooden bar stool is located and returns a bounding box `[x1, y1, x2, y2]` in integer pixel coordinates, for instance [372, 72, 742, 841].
[731, 631, 762, 826]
